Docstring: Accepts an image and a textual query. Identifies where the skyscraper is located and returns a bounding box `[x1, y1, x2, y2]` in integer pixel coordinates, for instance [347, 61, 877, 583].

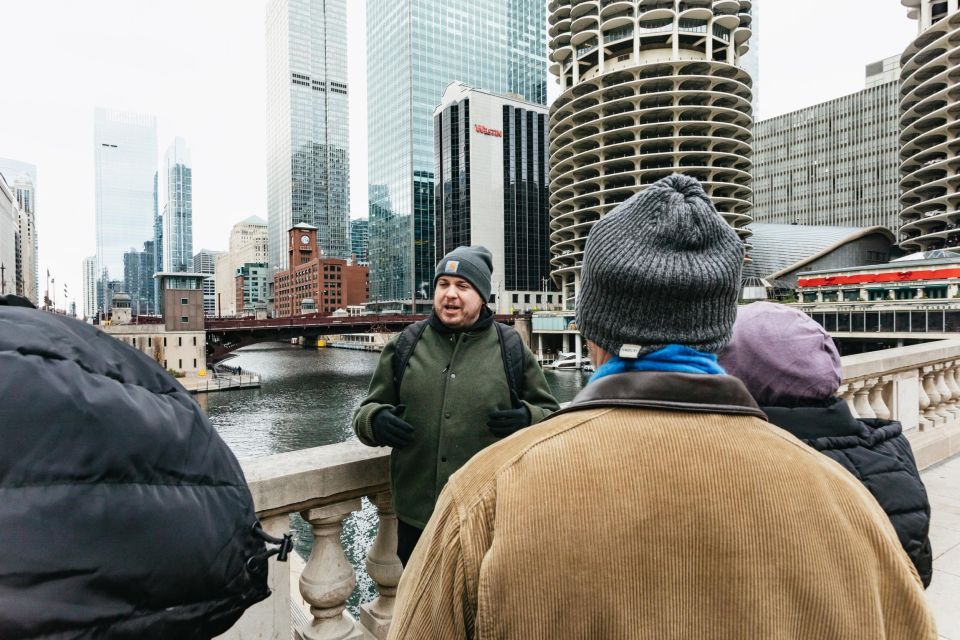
[898, 0, 960, 252]
[265, 0, 350, 278]
[739, 0, 759, 119]
[0, 175, 17, 298]
[94, 108, 157, 313]
[547, 0, 754, 309]
[434, 82, 558, 312]
[82, 255, 96, 319]
[350, 218, 368, 264]
[366, 0, 547, 311]
[14, 175, 37, 304]
[193, 249, 223, 316]
[163, 137, 193, 272]
[123, 241, 156, 315]
[214, 216, 269, 317]
[753, 58, 901, 231]
[0, 158, 39, 305]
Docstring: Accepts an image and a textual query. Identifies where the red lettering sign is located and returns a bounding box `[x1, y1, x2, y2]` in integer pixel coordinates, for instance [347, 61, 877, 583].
[474, 124, 503, 137]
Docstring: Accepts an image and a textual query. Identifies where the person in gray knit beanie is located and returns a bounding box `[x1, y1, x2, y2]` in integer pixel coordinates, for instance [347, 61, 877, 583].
[434, 245, 494, 303]
[576, 173, 744, 358]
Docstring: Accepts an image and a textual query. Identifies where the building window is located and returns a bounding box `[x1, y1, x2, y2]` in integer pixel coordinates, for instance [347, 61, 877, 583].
[178, 359, 182, 369]
[163, 337, 167, 347]
[180, 317, 188, 324]
[163, 360, 167, 368]
[181, 297, 189, 305]
[895, 288, 917, 300]
[178, 337, 182, 346]
[148, 337, 152, 347]
[193, 336, 197, 346]
[193, 358, 197, 368]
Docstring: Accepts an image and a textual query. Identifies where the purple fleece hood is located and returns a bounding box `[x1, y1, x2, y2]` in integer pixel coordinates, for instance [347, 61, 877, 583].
[717, 301, 842, 406]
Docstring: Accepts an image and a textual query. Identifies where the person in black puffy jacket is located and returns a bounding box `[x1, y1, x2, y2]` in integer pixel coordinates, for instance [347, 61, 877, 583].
[0, 295, 273, 638]
[718, 301, 933, 588]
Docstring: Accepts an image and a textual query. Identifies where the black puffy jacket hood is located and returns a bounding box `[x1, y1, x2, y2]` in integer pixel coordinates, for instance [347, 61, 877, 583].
[0, 300, 270, 638]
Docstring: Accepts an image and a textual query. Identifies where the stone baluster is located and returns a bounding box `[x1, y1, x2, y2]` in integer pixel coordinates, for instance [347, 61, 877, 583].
[839, 383, 859, 418]
[868, 376, 892, 421]
[922, 367, 941, 427]
[298, 500, 364, 640]
[934, 364, 955, 419]
[360, 493, 404, 640]
[853, 379, 876, 420]
[918, 367, 933, 431]
[946, 361, 960, 410]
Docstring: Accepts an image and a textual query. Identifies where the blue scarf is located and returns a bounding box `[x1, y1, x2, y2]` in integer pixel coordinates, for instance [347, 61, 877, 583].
[589, 344, 725, 383]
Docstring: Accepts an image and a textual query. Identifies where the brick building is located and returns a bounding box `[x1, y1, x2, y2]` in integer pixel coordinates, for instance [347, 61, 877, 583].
[274, 223, 369, 317]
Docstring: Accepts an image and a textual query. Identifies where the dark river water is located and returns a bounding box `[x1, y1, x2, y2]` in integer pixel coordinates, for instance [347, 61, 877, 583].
[196, 342, 589, 611]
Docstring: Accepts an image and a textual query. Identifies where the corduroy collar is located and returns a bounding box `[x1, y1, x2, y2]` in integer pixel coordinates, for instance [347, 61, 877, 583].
[555, 371, 767, 420]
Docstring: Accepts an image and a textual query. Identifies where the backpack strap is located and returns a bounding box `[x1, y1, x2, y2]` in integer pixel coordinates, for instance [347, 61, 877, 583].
[392, 319, 430, 396]
[494, 322, 525, 400]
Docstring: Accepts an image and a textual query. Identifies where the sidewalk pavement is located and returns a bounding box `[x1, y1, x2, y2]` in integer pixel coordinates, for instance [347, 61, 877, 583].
[923, 453, 960, 640]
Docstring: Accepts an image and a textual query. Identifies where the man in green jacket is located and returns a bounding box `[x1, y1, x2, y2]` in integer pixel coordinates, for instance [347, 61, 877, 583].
[353, 245, 559, 565]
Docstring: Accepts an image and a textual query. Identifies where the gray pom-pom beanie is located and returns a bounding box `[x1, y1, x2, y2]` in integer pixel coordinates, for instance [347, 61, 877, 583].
[434, 245, 494, 302]
[576, 174, 744, 358]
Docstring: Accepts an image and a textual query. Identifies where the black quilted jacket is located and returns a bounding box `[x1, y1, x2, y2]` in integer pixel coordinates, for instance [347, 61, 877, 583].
[0, 297, 270, 638]
[764, 397, 933, 588]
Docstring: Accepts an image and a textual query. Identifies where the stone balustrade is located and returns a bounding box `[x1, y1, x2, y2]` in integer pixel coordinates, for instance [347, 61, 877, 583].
[221, 340, 960, 640]
[220, 441, 395, 640]
[839, 339, 960, 468]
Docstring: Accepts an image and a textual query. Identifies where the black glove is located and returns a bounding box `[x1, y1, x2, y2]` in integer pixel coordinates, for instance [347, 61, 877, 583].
[487, 390, 531, 438]
[372, 405, 414, 448]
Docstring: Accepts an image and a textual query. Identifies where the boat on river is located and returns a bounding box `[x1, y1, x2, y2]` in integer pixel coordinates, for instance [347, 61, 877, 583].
[323, 333, 393, 351]
[545, 352, 590, 370]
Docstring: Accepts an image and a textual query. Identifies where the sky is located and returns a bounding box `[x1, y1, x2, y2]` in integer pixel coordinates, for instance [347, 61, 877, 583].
[0, 1, 918, 313]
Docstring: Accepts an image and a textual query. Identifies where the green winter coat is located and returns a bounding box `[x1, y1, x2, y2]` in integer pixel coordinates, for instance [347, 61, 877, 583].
[353, 314, 560, 528]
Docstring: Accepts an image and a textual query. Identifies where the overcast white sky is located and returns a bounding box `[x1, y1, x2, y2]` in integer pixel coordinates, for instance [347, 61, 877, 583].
[0, 1, 917, 311]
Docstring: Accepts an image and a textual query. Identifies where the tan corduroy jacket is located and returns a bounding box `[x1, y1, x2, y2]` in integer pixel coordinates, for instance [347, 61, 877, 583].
[389, 371, 937, 640]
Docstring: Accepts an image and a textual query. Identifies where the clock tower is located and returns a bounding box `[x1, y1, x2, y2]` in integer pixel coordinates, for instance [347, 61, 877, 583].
[288, 223, 319, 266]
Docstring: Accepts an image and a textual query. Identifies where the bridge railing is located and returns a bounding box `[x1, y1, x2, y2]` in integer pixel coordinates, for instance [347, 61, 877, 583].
[222, 442, 397, 640]
[221, 341, 960, 639]
[839, 339, 960, 467]
[205, 313, 521, 331]
[206, 314, 422, 331]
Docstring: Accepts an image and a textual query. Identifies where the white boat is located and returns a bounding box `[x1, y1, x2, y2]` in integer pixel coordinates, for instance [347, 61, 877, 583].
[323, 332, 393, 352]
[545, 352, 588, 370]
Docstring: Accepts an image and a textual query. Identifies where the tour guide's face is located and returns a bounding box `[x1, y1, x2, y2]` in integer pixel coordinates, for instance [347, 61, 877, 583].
[433, 275, 483, 330]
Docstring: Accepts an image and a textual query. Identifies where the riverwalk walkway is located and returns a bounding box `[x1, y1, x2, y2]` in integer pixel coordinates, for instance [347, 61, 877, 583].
[924, 452, 960, 640]
[179, 372, 261, 394]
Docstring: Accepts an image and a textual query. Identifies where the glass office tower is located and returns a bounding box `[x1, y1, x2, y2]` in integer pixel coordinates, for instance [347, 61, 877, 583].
[266, 0, 350, 275]
[163, 137, 193, 272]
[367, 0, 547, 310]
[94, 108, 157, 312]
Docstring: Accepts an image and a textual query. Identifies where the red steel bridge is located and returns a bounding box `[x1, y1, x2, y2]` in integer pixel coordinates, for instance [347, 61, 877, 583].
[203, 313, 519, 363]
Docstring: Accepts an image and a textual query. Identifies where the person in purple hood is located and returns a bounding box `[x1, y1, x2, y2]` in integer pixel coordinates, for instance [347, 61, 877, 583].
[718, 301, 933, 587]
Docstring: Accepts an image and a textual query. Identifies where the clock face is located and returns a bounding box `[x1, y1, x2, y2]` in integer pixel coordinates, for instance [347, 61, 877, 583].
[300, 234, 310, 245]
